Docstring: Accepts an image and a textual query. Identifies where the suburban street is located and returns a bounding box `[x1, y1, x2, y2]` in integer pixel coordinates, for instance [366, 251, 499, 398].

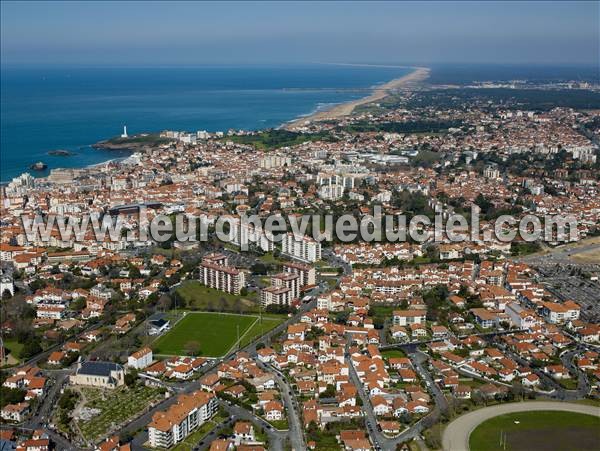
[259, 362, 305, 451]
[346, 347, 388, 450]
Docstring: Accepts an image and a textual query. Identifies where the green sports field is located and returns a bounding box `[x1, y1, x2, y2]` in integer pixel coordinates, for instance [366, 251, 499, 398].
[469, 410, 600, 451]
[152, 312, 284, 357]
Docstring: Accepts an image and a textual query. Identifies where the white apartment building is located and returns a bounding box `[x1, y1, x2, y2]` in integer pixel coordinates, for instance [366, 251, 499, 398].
[259, 154, 292, 169]
[505, 302, 540, 330]
[271, 272, 300, 300]
[541, 301, 580, 324]
[281, 233, 321, 263]
[283, 261, 316, 288]
[198, 253, 246, 295]
[228, 218, 274, 252]
[148, 391, 217, 449]
[260, 286, 292, 308]
[483, 164, 500, 179]
[127, 347, 153, 370]
[392, 310, 426, 327]
[318, 183, 345, 200]
[317, 296, 331, 310]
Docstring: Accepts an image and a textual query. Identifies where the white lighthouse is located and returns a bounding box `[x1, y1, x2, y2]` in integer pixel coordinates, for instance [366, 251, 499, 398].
[121, 125, 128, 138]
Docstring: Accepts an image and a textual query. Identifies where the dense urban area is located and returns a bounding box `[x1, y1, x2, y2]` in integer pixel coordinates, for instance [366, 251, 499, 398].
[1, 69, 600, 451]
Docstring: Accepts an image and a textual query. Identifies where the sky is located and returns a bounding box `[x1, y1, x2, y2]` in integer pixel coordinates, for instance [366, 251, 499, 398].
[1, 1, 598, 66]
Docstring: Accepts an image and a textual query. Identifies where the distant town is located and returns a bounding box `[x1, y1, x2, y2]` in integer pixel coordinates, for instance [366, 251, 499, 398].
[1, 69, 600, 451]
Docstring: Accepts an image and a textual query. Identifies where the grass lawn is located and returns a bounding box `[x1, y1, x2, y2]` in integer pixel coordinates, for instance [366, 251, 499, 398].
[370, 305, 399, 317]
[575, 398, 600, 407]
[175, 281, 258, 313]
[469, 411, 600, 451]
[306, 430, 340, 450]
[1, 338, 23, 360]
[239, 315, 286, 348]
[382, 349, 407, 359]
[459, 378, 485, 389]
[259, 252, 284, 266]
[269, 419, 289, 431]
[558, 378, 579, 390]
[317, 266, 340, 274]
[77, 386, 163, 442]
[153, 312, 258, 357]
[323, 278, 338, 289]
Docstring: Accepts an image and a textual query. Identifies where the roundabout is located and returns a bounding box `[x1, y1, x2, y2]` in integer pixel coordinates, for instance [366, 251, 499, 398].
[442, 401, 600, 451]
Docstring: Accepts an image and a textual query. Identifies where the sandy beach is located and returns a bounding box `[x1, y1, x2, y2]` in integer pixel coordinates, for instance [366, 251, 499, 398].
[285, 66, 430, 128]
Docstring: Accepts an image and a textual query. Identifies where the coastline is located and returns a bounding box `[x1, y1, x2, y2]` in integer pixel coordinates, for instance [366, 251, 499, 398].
[284, 66, 430, 128]
[2, 66, 430, 182]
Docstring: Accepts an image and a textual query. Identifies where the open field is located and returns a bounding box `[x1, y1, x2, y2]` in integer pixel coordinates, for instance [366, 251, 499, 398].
[153, 312, 256, 357]
[469, 410, 600, 451]
[153, 312, 284, 357]
[76, 386, 163, 443]
[175, 281, 258, 313]
[239, 315, 286, 348]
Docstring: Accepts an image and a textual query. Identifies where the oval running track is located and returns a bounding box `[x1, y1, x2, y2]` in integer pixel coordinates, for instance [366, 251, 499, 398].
[442, 401, 600, 451]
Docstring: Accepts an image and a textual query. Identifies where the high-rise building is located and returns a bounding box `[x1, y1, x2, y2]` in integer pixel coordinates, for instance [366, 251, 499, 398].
[259, 154, 292, 169]
[198, 253, 246, 295]
[283, 261, 316, 288]
[271, 272, 300, 300]
[483, 163, 500, 179]
[148, 391, 217, 448]
[281, 233, 321, 263]
[227, 217, 274, 252]
[260, 286, 291, 308]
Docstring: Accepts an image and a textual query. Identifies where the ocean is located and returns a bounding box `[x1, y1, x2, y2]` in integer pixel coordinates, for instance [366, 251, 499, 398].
[0, 64, 412, 182]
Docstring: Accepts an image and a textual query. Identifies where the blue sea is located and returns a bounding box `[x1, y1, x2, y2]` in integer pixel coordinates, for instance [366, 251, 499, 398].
[0, 64, 413, 182]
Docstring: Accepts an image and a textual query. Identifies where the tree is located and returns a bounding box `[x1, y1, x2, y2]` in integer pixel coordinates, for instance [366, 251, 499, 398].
[475, 193, 493, 215]
[424, 424, 443, 449]
[58, 389, 79, 411]
[129, 265, 141, 279]
[0, 387, 26, 408]
[158, 294, 173, 311]
[372, 316, 385, 329]
[510, 381, 525, 400]
[250, 263, 267, 275]
[334, 310, 350, 324]
[70, 297, 86, 312]
[124, 370, 138, 387]
[19, 339, 42, 359]
[28, 279, 47, 292]
[319, 384, 336, 399]
[472, 390, 485, 406]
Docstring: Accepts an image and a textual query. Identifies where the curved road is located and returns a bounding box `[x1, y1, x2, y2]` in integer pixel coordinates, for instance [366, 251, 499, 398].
[442, 401, 600, 451]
